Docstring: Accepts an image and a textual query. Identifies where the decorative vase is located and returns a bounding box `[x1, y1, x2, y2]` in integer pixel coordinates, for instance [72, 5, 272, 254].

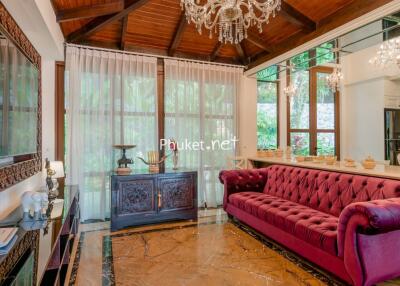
[172, 152, 179, 170]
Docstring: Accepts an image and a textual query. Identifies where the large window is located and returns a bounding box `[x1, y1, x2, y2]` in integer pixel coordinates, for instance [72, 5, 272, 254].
[164, 60, 241, 208]
[257, 65, 279, 149]
[287, 45, 340, 157]
[64, 47, 158, 221]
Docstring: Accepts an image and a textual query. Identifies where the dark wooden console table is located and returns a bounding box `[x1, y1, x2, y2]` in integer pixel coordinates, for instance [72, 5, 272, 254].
[111, 169, 197, 231]
[0, 185, 79, 286]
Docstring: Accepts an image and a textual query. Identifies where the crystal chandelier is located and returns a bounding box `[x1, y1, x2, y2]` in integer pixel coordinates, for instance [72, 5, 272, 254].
[369, 38, 400, 69]
[326, 67, 343, 92]
[180, 0, 281, 44]
[284, 84, 297, 98]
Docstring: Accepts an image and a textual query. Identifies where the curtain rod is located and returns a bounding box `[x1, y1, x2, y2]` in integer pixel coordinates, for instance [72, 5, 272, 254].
[65, 43, 244, 69]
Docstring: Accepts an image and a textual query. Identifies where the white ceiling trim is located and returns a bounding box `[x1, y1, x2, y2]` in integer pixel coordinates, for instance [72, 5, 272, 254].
[245, 0, 400, 77]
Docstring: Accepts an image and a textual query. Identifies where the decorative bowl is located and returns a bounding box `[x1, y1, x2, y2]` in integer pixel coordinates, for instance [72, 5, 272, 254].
[362, 156, 376, 169]
[275, 149, 284, 158]
[325, 156, 337, 165]
[257, 150, 265, 157]
[313, 155, 325, 163]
[266, 150, 275, 157]
[362, 160, 376, 169]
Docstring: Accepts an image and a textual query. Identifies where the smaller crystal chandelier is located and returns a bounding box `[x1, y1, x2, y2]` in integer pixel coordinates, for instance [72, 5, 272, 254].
[369, 37, 400, 69]
[326, 67, 343, 92]
[180, 0, 281, 44]
[284, 84, 297, 98]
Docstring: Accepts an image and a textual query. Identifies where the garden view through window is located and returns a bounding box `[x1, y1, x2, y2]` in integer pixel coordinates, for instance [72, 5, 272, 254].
[288, 43, 339, 157]
[257, 65, 278, 150]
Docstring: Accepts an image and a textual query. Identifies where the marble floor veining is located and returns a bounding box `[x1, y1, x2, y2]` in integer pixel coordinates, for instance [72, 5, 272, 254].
[68, 209, 400, 286]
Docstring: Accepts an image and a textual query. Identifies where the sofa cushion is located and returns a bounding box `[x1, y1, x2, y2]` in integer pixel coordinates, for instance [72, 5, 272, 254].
[229, 192, 339, 255]
[263, 165, 400, 217]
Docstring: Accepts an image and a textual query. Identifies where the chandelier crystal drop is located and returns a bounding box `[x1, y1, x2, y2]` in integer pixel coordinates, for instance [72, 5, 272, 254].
[180, 0, 281, 44]
[369, 38, 400, 69]
[284, 84, 297, 98]
[326, 67, 343, 92]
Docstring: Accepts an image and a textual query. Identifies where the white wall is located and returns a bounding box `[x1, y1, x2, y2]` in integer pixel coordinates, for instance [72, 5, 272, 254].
[340, 41, 400, 161]
[341, 79, 386, 160]
[0, 1, 63, 218]
[239, 76, 258, 157]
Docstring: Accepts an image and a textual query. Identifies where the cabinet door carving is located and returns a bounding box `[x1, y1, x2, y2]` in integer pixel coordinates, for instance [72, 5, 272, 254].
[159, 176, 194, 211]
[118, 179, 156, 215]
[111, 171, 197, 230]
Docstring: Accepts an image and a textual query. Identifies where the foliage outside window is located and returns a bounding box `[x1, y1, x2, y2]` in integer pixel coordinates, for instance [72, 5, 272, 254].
[257, 66, 278, 150]
[316, 42, 335, 65]
[288, 43, 337, 156]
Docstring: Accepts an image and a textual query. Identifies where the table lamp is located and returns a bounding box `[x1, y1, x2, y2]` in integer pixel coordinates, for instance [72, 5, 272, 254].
[45, 159, 65, 200]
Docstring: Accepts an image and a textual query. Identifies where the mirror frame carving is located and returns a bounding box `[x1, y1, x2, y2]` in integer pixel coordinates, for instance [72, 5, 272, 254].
[0, 3, 42, 191]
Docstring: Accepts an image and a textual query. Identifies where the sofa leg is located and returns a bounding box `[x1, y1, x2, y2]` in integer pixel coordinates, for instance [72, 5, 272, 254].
[227, 214, 233, 220]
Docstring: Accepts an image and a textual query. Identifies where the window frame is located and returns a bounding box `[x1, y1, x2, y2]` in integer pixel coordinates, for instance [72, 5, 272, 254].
[286, 57, 341, 158]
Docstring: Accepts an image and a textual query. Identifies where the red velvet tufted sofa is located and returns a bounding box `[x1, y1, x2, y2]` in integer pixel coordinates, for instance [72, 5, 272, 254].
[219, 165, 400, 286]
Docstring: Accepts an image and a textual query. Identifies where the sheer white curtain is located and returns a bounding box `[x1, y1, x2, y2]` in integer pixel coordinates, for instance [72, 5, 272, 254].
[164, 59, 242, 208]
[65, 46, 158, 221]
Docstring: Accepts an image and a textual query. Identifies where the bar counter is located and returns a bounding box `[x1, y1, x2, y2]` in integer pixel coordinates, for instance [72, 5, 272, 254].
[248, 156, 400, 180]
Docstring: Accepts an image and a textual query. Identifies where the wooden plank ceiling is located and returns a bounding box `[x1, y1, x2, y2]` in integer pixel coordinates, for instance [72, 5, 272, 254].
[51, 0, 392, 69]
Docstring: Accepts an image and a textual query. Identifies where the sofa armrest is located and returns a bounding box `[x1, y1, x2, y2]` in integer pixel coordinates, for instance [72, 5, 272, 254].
[337, 198, 400, 257]
[219, 168, 269, 210]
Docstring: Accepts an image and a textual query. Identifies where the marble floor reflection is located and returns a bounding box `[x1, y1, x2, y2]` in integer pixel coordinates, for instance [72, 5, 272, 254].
[68, 209, 400, 286]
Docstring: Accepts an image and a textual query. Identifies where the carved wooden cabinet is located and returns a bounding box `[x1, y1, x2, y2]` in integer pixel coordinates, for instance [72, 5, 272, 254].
[111, 170, 197, 230]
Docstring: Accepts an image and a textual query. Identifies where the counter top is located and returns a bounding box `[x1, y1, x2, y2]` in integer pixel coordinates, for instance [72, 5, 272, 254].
[248, 157, 400, 180]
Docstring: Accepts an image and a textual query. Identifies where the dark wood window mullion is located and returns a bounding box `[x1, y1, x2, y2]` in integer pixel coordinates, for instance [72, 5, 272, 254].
[309, 65, 317, 156]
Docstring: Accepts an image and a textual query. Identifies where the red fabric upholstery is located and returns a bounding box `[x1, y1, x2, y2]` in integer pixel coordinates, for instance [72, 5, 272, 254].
[219, 165, 400, 286]
[219, 168, 268, 210]
[229, 192, 338, 255]
[262, 165, 400, 217]
[337, 197, 400, 257]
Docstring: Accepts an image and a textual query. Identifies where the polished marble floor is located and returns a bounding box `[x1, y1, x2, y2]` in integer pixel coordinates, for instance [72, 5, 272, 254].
[67, 209, 400, 286]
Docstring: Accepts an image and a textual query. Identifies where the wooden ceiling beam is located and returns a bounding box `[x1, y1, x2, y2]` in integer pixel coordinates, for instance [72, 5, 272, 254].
[246, 33, 271, 52]
[120, 16, 129, 50]
[280, 1, 316, 32]
[235, 43, 248, 65]
[247, 0, 391, 70]
[66, 0, 150, 43]
[56, 0, 124, 23]
[210, 42, 223, 61]
[168, 13, 187, 56]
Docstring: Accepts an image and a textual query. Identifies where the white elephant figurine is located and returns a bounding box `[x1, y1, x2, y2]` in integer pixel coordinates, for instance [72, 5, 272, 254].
[21, 191, 48, 220]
